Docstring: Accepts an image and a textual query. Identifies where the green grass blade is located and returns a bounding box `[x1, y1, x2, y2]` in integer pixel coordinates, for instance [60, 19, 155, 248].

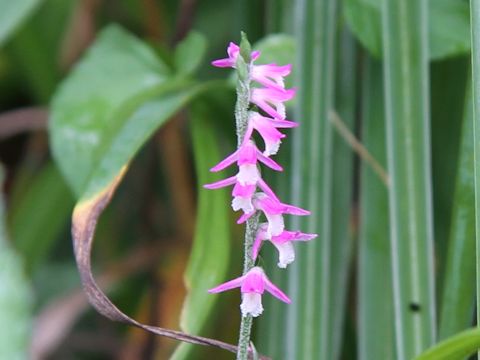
[358, 57, 395, 360]
[285, 0, 337, 358]
[471, 0, 480, 332]
[382, 0, 436, 357]
[430, 57, 469, 301]
[415, 328, 480, 360]
[171, 102, 231, 360]
[328, 25, 357, 360]
[439, 81, 476, 339]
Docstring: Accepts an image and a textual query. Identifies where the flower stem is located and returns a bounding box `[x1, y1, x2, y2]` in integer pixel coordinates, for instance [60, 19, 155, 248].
[234, 32, 259, 360]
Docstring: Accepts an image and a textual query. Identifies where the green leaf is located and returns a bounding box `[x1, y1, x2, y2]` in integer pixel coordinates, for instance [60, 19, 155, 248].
[357, 58, 395, 360]
[438, 77, 475, 339]
[344, 0, 470, 60]
[0, 169, 32, 360]
[171, 101, 231, 360]
[0, 0, 43, 46]
[415, 328, 480, 360]
[50, 24, 177, 199]
[382, 0, 436, 357]
[174, 31, 208, 76]
[328, 26, 357, 360]
[471, 0, 480, 333]
[9, 162, 73, 272]
[284, 0, 337, 359]
[6, 0, 75, 103]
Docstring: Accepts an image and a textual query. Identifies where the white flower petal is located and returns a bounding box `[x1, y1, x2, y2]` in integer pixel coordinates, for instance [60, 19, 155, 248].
[240, 292, 263, 317]
[273, 241, 295, 268]
[232, 196, 254, 213]
[237, 164, 260, 185]
[265, 214, 284, 237]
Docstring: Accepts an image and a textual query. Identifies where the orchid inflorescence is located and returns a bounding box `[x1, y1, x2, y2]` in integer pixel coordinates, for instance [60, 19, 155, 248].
[205, 41, 317, 318]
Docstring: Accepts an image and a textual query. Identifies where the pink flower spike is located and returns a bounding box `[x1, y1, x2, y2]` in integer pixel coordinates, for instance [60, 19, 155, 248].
[211, 42, 260, 68]
[251, 87, 296, 119]
[251, 64, 292, 90]
[208, 267, 290, 317]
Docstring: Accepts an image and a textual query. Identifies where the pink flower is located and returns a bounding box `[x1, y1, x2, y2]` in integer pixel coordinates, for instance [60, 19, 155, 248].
[251, 87, 296, 119]
[252, 223, 317, 268]
[204, 176, 278, 213]
[208, 266, 290, 317]
[251, 64, 292, 90]
[245, 112, 298, 156]
[209, 140, 283, 181]
[211, 42, 260, 68]
[238, 193, 310, 237]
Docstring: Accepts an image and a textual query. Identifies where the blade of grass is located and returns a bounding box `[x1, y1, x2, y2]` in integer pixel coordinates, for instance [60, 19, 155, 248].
[415, 328, 480, 360]
[171, 101, 231, 360]
[439, 80, 475, 339]
[285, 0, 337, 358]
[470, 0, 480, 332]
[382, 0, 436, 357]
[328, 24, 357, 360]
[430, 57, 469, 302]
[358, 57, 395, 360]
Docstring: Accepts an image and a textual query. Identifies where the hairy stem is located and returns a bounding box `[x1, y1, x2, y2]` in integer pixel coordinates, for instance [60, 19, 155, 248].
[235, 33, 259, 360]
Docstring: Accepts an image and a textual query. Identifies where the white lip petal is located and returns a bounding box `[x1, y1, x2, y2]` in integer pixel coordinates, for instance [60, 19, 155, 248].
[240, 292, 264, 317]
[273, 241, 295, 268]
[232, 196, 254, 213]
[265, 213, 284, 237]
[237, 164, 260, 185]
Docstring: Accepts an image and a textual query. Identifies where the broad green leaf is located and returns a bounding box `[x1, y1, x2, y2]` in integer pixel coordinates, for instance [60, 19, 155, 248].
[0, 0, 43, 46]
[174, 31, 207, 76]
[358, 58, 395, 360]
[6, 0, 76, 102]
[171, 102, 231, 360]
[50, 24, 185, 199]
[439, 82, 475, 339]
[415, 328, 480, 360]
[382, 0, 436, 357]
[0, 169, 32, 360]
[284, 0, 337, 359]
[9, 162, 73, 272]
[344, 0, 470, 60]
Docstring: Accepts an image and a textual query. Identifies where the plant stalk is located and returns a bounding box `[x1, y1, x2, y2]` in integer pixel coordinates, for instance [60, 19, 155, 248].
[235, 33, 260, 360]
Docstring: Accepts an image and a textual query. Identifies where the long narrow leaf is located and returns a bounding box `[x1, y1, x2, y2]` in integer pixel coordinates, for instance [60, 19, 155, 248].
[415, 328, 480, 360]
[285, 0, 337, 358]
[358, 57, 394, 360]
[439, 81, 476, 339]
[328, 24, 357, 360]
[382, 0, 436, 357]
[171, 102, 231, 359]
[470, 0, 480, 332]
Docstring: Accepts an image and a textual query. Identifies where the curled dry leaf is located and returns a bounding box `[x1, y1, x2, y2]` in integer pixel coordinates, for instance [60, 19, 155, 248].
[70, 165, 270, 359]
